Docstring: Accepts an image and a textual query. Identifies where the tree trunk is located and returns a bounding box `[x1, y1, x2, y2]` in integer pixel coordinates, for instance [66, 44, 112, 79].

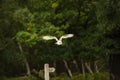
[81, 60, 85, 76]
[72, 59, 80, 72]
[18, 42, 31, 76]
[85, 62, 93, 74]
[94, 61, 99, 73]
[63, 60, 72, 77]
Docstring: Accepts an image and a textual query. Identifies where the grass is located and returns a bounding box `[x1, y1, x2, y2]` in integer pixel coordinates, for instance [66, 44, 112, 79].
[0, 72, 109, 80]
[6, 76, 37, 80]
[51, 72, 109, 80]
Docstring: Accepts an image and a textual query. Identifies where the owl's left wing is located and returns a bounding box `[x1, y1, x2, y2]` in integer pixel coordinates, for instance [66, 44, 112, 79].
[60, 34, 74, 40]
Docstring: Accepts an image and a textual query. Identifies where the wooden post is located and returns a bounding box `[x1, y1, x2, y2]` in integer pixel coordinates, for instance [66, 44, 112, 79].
[44, 64, 49, 80]
[44, 63, 55, 80]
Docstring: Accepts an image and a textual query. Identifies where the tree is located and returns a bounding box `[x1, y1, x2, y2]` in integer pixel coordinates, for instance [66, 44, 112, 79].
[0, 0, 114, 78]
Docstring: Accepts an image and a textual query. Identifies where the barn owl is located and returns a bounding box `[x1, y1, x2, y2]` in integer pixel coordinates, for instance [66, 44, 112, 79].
[42, 34, 74, 45]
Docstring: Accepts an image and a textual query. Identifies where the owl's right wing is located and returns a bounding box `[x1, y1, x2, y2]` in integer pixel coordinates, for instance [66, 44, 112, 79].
[42, 36, 58, 41]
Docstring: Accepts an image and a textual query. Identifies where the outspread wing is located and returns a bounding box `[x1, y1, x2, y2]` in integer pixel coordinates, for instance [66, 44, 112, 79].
[42, 36, 58, 41]
[60, 34, 74, 40]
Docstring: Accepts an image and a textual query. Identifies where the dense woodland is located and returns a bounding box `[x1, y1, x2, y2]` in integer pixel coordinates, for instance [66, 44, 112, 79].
[0, 0, 120, 80]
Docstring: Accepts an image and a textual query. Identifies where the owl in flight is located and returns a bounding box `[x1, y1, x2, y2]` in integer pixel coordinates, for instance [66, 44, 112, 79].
[42, 34, 74, 45]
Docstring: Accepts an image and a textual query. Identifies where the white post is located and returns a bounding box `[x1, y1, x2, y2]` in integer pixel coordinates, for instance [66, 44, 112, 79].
[44, 63, 55, 80]
[44, 64, 49, 80]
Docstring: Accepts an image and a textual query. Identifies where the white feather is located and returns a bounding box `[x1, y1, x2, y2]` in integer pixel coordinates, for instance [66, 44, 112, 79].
[60, 34, 74, 40]
[42, 36, 58, 41]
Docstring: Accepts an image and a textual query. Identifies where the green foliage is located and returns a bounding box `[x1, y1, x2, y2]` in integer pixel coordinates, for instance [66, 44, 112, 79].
[1, 0, 120, 77]
[40, 22, 65, 36]
[16, 31, 38, 47]
[13, 8, 34, 23]
[96, 0, 120, 33]
[94, 72, 109, 80]
[96, 0, 120, 54]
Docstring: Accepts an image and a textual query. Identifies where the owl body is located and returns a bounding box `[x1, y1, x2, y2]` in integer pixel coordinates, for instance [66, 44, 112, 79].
[55, 40, 62, 45]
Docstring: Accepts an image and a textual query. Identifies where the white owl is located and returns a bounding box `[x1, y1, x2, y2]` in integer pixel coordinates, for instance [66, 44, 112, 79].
[42, 34, 74, 45]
